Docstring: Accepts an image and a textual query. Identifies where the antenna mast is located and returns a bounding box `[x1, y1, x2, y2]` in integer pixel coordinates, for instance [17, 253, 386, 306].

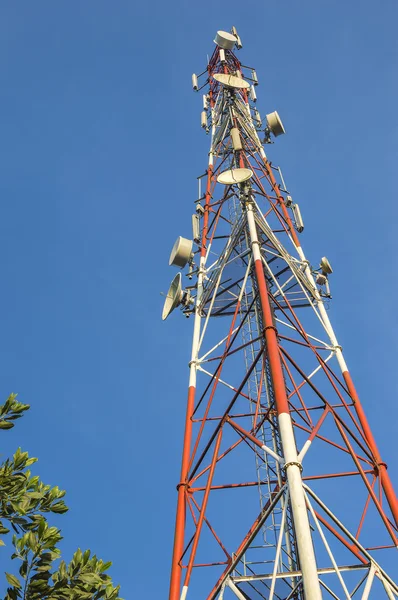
[163, 29, 398, 600]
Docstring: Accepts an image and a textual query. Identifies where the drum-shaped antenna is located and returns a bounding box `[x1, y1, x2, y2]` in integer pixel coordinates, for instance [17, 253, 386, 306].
[320, 257, 333, 275]
[217, 168, 253, 185]
[266, 111, 286, 137]
[213, 73, 250, 90]
[162, 273, 183, 321]
[214, 31, 236, 50]
[169, 237, 193, 268]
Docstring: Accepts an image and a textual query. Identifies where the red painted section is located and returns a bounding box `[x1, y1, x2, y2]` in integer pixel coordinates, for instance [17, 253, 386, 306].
[169, 385, 196, 600]
[228, 417, 265, 450]
[183, 430, 223, 586]
[343, 370, 398, 529]
[314, 511, 367, 565]
[253, 258, 290, 415]
[308, 408, 329, 442]
[201, 165, 213, 259]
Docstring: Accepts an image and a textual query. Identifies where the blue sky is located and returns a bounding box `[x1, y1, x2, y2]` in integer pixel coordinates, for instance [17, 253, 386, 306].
[0, 1, 397, 598]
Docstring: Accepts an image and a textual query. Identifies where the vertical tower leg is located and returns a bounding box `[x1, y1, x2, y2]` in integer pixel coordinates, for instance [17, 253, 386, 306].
[169, 164, 213, 600]
[169, 293, 202, 600]
[245, 192, 322, 599]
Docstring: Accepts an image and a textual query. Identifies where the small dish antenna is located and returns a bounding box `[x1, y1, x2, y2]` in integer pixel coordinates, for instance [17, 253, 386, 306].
[169, 236, 193, 268]
[214, 31, 236, 50]
[213, 73, 250, 90]
[162, 273, 183, 321]
[320, 257, 333, 275]
[266, 111, 286, 137]
[217, 167, 253, 185]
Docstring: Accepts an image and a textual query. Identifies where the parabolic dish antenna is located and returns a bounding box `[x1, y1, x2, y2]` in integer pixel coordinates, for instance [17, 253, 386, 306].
[214, 31, 236, 50]
[217, 167, 253, 185]
[320, 257, 333, 275]
[169, 236, 193, 268]
[266, 111, 286, 137]
[162, 273, 183, 321]
[213, 73, 250, 90]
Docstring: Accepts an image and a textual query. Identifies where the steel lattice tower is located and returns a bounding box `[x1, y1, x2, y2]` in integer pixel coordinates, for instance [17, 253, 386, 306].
[163, 28, 398, 600]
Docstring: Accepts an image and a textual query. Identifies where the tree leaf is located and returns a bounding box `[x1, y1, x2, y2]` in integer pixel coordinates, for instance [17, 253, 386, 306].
[100, 561, 112, 573]
[6, 572, 21, 588]
[51, 502, 68, 514]
[38, 518, 46, 538]
[19, 560, 28, 579]
[79, 572, 101, 585]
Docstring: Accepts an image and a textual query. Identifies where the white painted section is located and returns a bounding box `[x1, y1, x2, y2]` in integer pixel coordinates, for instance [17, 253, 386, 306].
[208, 99, 215, 167]
[261, 444, 284, 464]
[382, 578, 396, 600]
[305, 352, 334, 380]
[205, 242, 212, 264]
[361, 564, 376, 600]
[246, 203, 262, 263]
[180, 585, 188, 600]
[298, 439, 312, 462]
[227, 579, 248, 600]
[187, 104, 217, 388]
[304, 490, 351, 599]
[278, 414, 322, 599]
[269, 492, 289, 599]
[197, 366, 242, 393]
[259, 145, 268, 161]
[296, 245, 349, 374]
[188, 254, 204, 388]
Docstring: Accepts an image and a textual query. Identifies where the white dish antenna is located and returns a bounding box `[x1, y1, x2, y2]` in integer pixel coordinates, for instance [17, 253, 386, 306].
[169, 236, 193, 268]
[214, 31, 236, 50]
[320, 257, 333, 275]
[266, 111, 286, 137]
[162, 273, 183, 321]
[217, 167, 253, 185]
[213, 73, 250, 90]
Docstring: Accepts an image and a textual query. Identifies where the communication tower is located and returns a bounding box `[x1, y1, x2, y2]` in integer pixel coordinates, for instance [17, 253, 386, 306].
[163, 28, 398, 599]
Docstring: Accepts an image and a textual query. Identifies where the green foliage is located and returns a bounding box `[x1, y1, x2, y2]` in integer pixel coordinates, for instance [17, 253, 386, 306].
[0, 394, 29, 431]
[0, 395, 122, 600]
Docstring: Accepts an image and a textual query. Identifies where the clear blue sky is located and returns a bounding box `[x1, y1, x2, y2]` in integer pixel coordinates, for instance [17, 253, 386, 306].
[0, 1, 397, 598]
